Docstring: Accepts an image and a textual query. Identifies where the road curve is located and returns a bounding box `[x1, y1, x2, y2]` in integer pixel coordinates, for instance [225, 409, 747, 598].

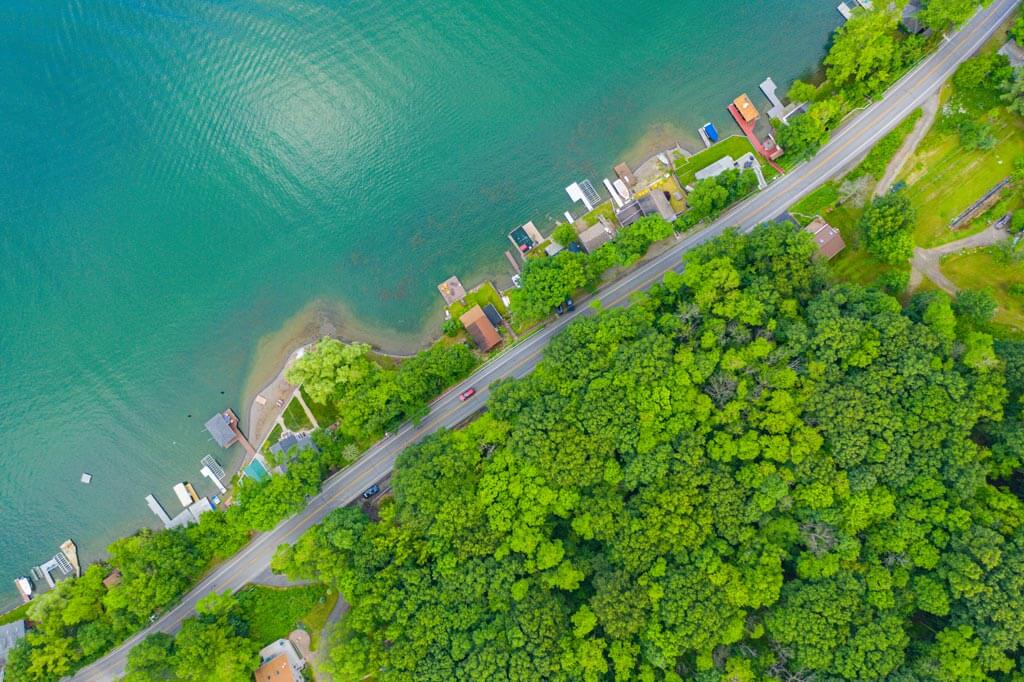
[72, 2, 1018, 678]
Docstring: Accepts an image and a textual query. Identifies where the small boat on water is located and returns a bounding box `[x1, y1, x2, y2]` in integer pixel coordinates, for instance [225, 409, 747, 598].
[698, 122, 719, 147]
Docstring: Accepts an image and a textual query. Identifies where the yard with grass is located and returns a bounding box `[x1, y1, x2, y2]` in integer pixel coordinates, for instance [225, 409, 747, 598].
[300, 386, 338, 427]
[236, 584, 335, 647]
[942, 246, 1024, 329]
[789, 182, 840, 224]
[282, 396, 312, 431]
[786, 182, 898, 286]
[823, 203, 901, 286]
[580, 201, 618, 227]
[263, 423, 283, 452]
[448, 281, 509, 321]
[900, 92, 1024, 247]
[0, 602, 29, 625]
[674, 135, 758, 186]
[640, 175, 687, 214]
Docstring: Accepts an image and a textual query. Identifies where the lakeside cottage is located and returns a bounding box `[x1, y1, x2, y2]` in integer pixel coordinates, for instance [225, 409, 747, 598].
[577, 217, 616, 254]
[459, 305, 502, 352]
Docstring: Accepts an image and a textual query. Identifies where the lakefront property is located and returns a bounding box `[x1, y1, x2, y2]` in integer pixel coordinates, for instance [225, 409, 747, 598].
[7, 2, 1024, 682]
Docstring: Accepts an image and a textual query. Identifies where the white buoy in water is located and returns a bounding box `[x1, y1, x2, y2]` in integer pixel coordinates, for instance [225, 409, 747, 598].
[80, 473, 92, 484]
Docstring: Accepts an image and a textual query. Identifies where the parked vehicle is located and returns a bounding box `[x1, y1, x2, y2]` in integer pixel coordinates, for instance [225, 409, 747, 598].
[511, 274, 522, 288]
[565, 297, 575, 312]
[459, 387, 476, 401]
[555, 303, 565, 316]
[362, 484, 380, 499]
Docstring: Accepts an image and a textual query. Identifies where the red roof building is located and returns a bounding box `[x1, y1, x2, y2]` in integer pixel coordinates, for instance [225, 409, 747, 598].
[805, 216, 846, 260]
[459, 305, 502, 352]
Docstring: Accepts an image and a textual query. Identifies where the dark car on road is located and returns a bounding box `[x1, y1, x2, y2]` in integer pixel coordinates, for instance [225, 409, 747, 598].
[565, 297, 575, 311]
[459, 387, 476, 401]
[555, 303, 565, 316]
[362, 484, 380, 499]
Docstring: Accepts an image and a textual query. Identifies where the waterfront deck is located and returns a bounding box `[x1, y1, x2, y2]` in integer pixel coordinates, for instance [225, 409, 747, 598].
[727, 103, 785, 173]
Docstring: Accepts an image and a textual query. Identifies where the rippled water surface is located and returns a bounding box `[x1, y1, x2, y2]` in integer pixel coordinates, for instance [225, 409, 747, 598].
[0, 0, 838, 600]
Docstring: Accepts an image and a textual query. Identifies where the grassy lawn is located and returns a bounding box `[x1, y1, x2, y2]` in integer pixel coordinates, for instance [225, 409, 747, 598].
[237, 584, 332, 645]
[305, 589, 340, 650]
[900, 97, 1024, 248]
[526, 239, 552, 259]
[789, 182, 840, 224]
[822, 203, 900, 286]
[848, 108, 922, 181]
[787, 181, 896, 286]
[282, 396, 312, 432]
[942, 246, 1024, 329]
[580, 201, 618, 227]
[675, 135, 757, 185]
[264, 424, 283, 451]
[449, 281, 509, 321]
[0, 603, 29, 625]
[300, 386, 338, 427]
[638, 175, 687, 213]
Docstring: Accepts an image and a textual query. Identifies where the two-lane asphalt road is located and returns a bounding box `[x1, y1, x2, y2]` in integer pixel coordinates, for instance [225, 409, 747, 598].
[73, 1, 1019, 678]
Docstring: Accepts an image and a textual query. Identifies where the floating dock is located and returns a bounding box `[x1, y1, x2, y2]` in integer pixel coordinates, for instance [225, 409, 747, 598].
[760, 78, 786, 120]
[201, 454, 226, 480]
[698, 122, 719, 148]
[565, 180, 600, 212]
[146, 494, 173, 527]
[201, 455, 228, 494]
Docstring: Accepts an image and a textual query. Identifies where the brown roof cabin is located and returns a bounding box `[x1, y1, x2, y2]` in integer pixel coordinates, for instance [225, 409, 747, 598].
[459, 304, 502, 352]
[805, 216, 846, 260]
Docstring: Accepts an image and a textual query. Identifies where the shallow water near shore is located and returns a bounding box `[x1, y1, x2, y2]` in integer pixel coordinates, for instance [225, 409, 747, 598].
[0, 0, 839, 603]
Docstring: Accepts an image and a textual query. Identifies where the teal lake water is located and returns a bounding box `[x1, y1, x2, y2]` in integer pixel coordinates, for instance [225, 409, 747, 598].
[0, 0, 838, 602]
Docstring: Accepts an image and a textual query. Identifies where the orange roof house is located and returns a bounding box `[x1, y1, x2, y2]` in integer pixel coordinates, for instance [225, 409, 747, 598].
[733, 94, 759, 123]
[805, 216, 846, 260]
[459, 305, 502, 351]
[254, 654, 296, 682]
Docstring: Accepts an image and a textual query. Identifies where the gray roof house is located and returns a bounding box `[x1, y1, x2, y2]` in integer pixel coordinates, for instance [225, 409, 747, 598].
[269, 433, 318, 460]
[638, 190, 677, 222]
[0, 620, 26, 666]
[901, 0, 928, 34]
[577, 219, 615, 254]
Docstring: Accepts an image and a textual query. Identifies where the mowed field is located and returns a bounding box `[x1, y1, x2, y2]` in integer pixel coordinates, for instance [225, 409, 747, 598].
[943, 246, 1024, 329]
[900, 98, 1024, 247]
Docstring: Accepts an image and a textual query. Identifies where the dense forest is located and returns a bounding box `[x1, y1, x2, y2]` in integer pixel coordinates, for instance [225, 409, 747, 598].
[273, 224, 1024, 681]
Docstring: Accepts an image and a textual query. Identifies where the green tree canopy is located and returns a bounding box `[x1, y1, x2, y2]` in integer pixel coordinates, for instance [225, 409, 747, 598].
[272, 224, 1021, 682]
[857, 192, 916, 264]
